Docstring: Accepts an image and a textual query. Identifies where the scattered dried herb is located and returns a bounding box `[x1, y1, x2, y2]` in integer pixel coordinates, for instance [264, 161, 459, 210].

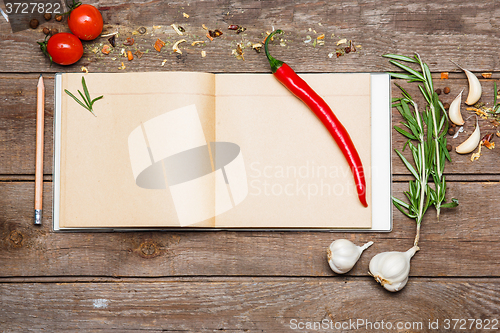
[64, 77, 103, 117]
[154, 38, 165, 52]
[108, 35, 116, 47]
[123, 37, 134, 46]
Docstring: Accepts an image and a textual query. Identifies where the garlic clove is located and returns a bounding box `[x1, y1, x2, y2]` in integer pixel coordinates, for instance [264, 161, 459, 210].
[450, 60, 482, 105]
[448, 89, 465, 126]
[327, 239, 373, 274]
[456, 118, 480, 154]
[369, 245, 419, 292]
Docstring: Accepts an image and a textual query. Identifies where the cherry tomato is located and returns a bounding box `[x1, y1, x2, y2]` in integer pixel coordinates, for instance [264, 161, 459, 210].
[68, 4, 103, 41]
[40, 33, 84, 65]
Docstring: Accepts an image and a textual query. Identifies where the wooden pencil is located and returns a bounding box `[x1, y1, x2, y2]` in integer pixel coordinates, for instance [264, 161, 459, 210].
[34, 75, 44, 225]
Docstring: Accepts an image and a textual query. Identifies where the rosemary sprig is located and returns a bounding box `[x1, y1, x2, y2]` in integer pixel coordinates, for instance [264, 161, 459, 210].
[64, 76, 103, 117]
[384, 53, 458, 246]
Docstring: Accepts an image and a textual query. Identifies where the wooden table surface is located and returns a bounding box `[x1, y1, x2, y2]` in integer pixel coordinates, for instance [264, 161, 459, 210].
[1, 0, 500, 331]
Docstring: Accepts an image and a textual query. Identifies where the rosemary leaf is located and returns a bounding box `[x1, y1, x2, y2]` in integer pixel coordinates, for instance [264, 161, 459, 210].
[65, 89, 90, 111]
[389, 60, 425, 81]
[78, 90, 92, 109]
[82, 77, 91, 106]
[383, 54, 419, 63]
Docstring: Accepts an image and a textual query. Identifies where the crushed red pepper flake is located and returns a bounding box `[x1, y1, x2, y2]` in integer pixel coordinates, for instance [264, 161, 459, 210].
[123, 37, 134, 46]
[441, 72, 449, 79]
[127, 50, 133, 61]
[101, 45, 111, 54]
[154, 38, 166, 52]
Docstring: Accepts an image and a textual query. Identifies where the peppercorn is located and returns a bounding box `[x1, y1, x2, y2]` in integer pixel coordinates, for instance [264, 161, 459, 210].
[138, 27, 146, 34]
[435, 88, 442, 95]
[55, 14, 63, 22]
[44, 13, 52, 21]
[51, 28, 59, 34]
[42, 27, 50, 35]
[443, 102, 450, 110]
[448, 127, 456, 135]
[446, 144, 452, 152]
[443, 86, 450, 94]
[29, 19, 39, 29]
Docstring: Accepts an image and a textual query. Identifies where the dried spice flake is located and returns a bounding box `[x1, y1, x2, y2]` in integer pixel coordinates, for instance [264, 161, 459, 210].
[173, 39, 187, 54]
[138, 27, 147, 34]
[337, 38, 347, 45]
[191, 40, 205, 46]
[101, 45, 111, 54]
[209, 29, 223, 38]
[206, 32, 213, 41]
[183, 12, 189, 18]
[154, 38, 166, 52]
[236, 26, 246, 34]
[161, 59, 167, 66]
[123, 37, 135, 46]
[134, 49, 143, 59]
[201, 50, 206, 57]
[202, 24, 208, 30]
[252, 43, 262, 53]
[482, 73, 492, 79]
[108, 35, 116, 47]
[228, 24, 239, 30]
[118, 62, 126, 70]
[171, 24, 184, 35]
[441, 72, 449, 79]
[81, 66, 89, 74]
[127, 50, 133, 61]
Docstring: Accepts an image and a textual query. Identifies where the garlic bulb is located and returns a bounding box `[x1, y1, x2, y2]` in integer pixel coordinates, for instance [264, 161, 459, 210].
[369, 245, 419, 292]
[450, 60, 482, 105]
[448, 89, 465, 126]
[456, 118, 480, 154]
[327, 239, 373, 274]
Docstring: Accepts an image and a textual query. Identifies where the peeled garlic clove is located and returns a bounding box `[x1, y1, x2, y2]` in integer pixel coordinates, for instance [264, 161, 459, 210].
[451, 60, 482, 105]
[369, 246, 419, 292]
[448, 89, 465, 126]
[327, 239, 373, 274]
[456, 118, 480, 154]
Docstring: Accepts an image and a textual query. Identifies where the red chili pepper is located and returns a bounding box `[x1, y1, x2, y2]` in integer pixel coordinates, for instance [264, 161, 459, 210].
[264, 30, 368, 207]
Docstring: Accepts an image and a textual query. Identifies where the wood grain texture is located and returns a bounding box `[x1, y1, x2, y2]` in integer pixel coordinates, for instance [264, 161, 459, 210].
[1, 74, 499, 176]
[1, 181, 499, 278]
[1, 278, 499, 332]
[1, 0, 500, 73]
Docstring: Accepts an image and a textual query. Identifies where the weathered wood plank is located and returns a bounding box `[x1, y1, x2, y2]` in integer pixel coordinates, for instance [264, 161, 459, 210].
[1, 278, 499, 332]
[1, 74, 499, 176]
[1, 181, 498, 278]
[1, 0, 500, 73]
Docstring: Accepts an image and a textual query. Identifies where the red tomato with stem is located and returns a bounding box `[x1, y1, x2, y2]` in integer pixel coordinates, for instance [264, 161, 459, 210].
[68, 4, 103, 41]
[39, 33, 84, 65]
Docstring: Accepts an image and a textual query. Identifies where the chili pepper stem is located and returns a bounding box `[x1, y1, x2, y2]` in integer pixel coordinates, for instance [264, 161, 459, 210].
[264, 30, 284, 73]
